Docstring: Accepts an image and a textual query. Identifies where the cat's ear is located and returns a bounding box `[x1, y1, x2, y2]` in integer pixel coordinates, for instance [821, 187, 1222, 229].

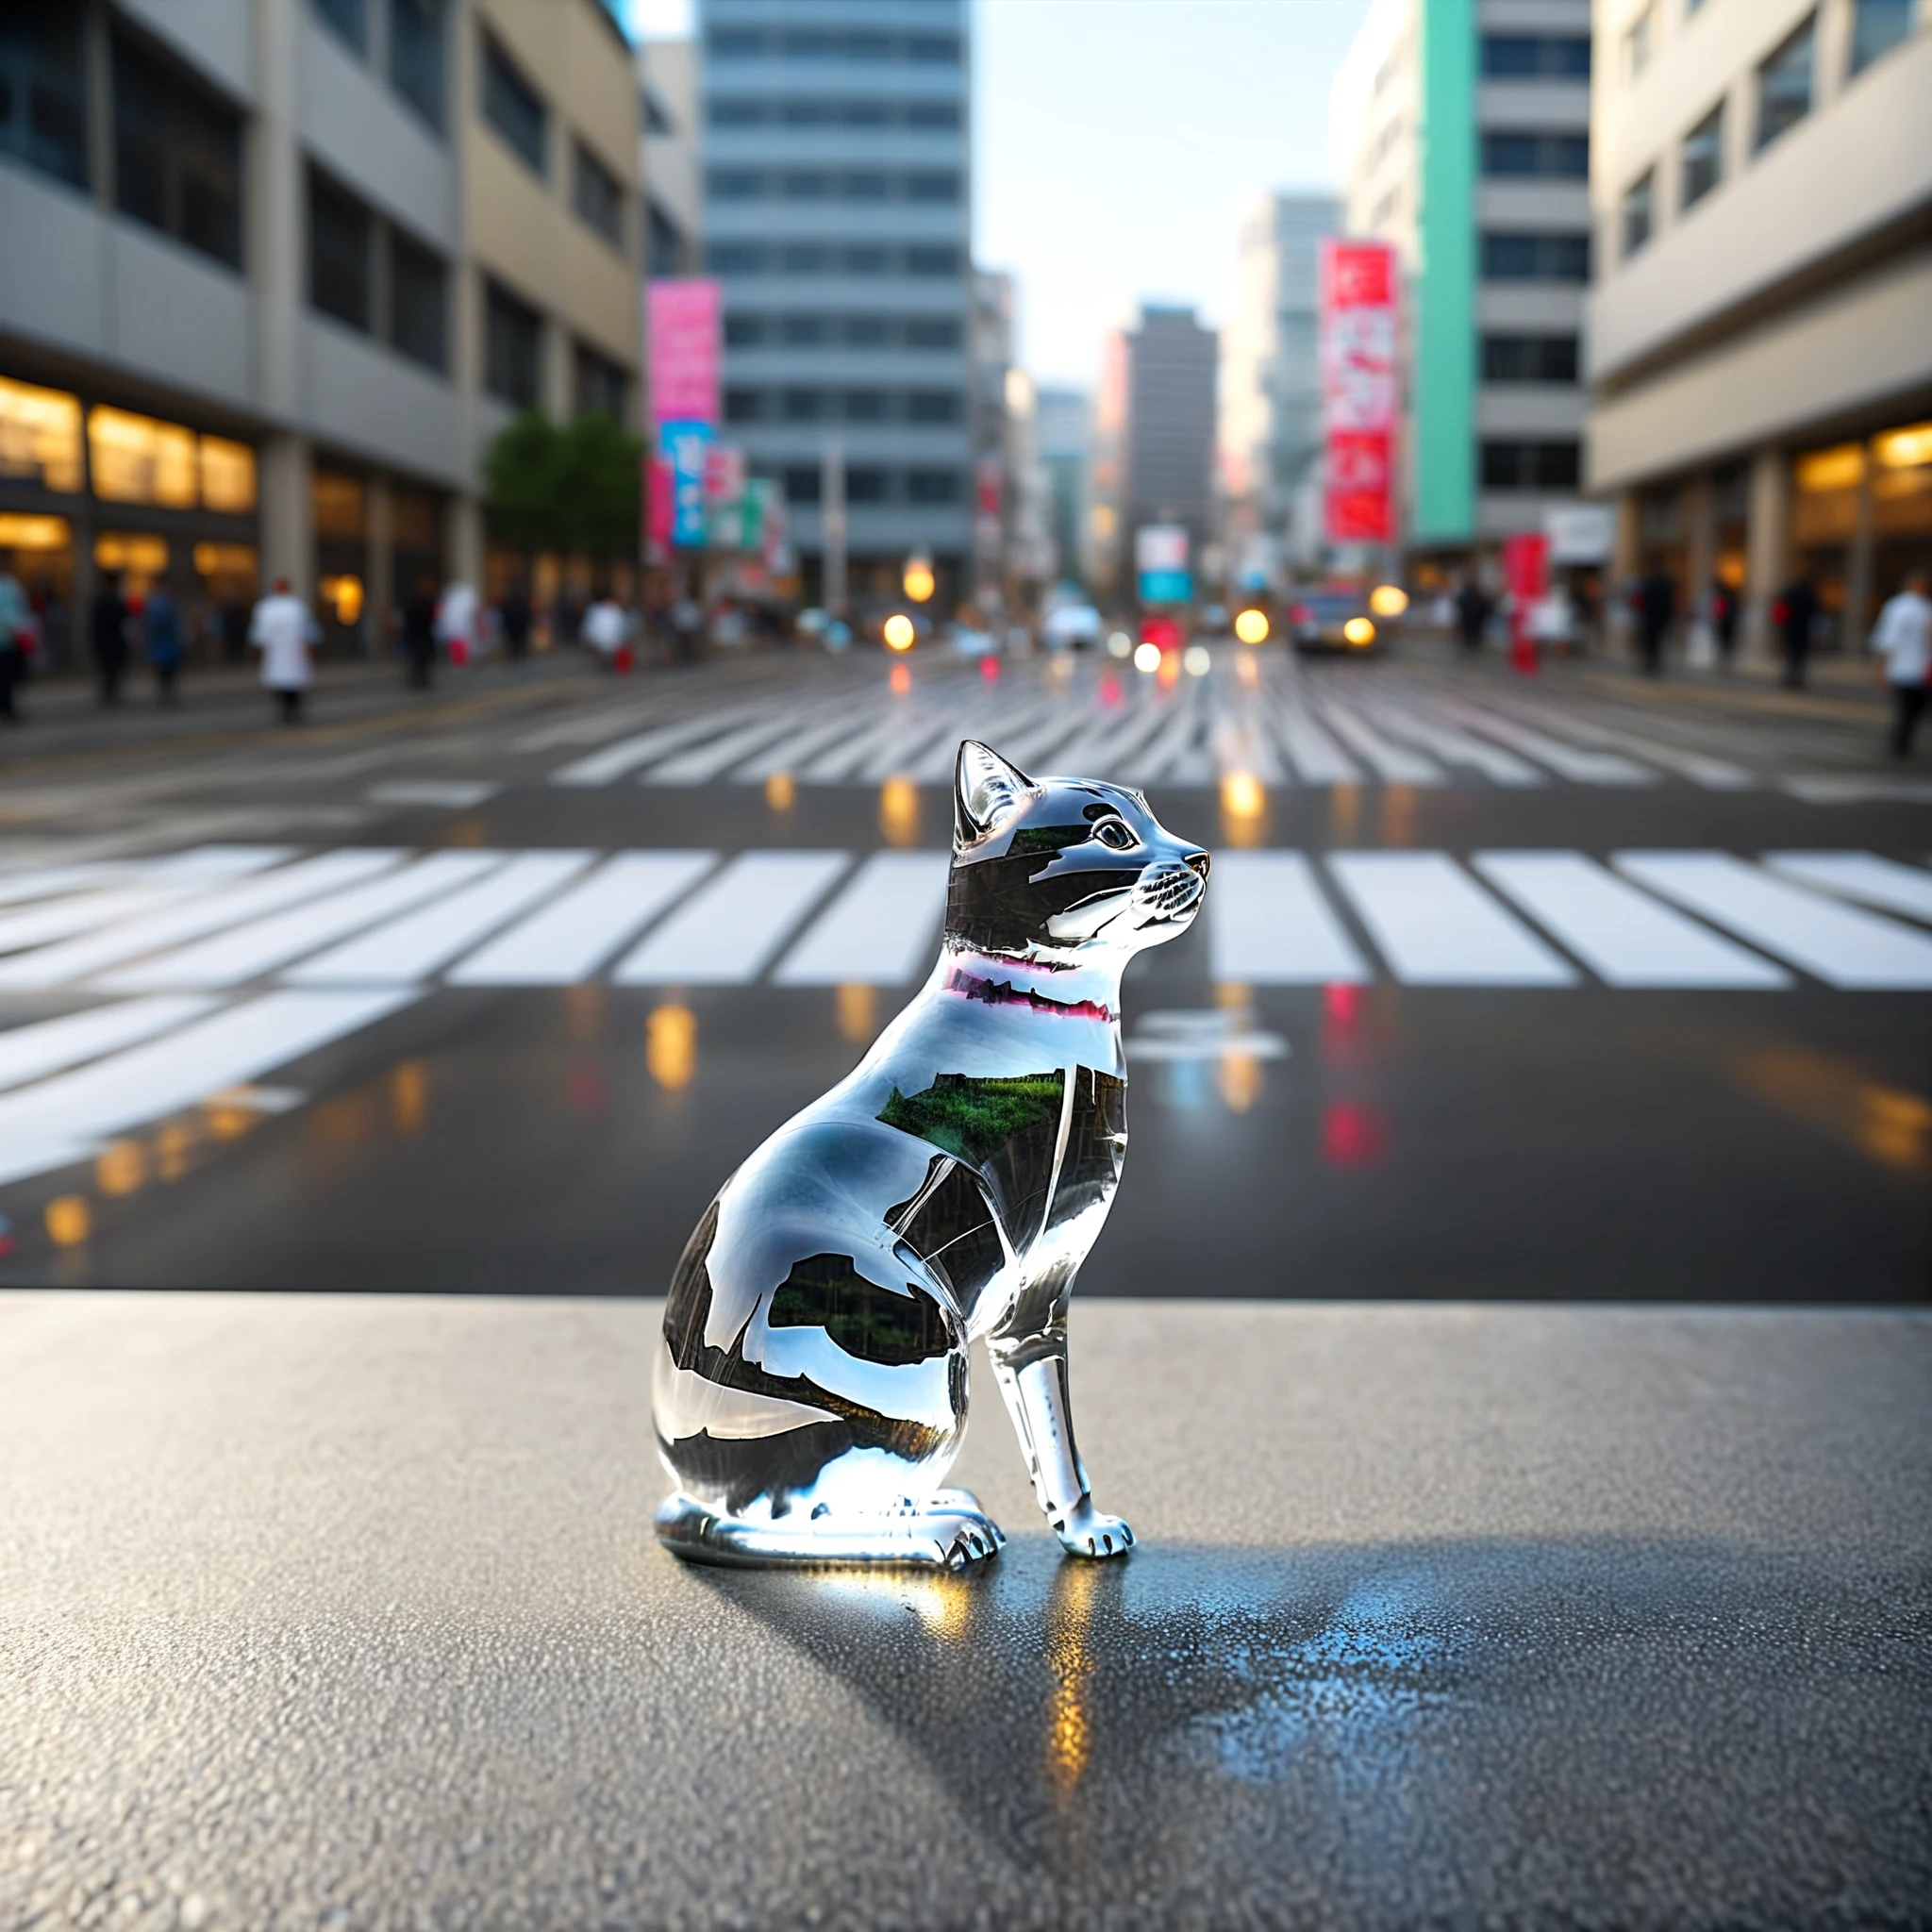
[954, 741, 1035, 845]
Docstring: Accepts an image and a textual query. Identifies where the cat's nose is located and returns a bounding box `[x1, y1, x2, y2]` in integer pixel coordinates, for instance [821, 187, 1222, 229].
[1184, 852, 1210, 883]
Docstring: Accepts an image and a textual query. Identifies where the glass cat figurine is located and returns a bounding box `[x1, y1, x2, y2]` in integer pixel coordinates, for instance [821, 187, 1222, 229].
[654, 740, 1209, 1569]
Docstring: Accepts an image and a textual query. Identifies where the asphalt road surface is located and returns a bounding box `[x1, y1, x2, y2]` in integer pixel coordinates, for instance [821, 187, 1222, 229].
[0, 639, 1926, 1300]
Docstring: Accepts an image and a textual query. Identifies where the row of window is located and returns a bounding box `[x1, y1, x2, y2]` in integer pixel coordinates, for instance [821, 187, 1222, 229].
[481, 34, 627, 255]
[726, 313, 962, 349]
[724, 387, 964, 425]
[707, 241, 963, 277]
[777, 465, 962, 506]
[1619, 4, 1915, 263]
[708, 29, 961, 65]
[311, 0, 447, 133]
[482, 280, 628, 419]
[1481, 232, 1590, 283]
[309, 167, 447, 370]
[1480, 34, 1591, 80]
[1480, 441, 1581, 492]
[1482, 334, 1579, 385]
[1480, 131, 1589, 180]
[708, 96, 961, 130]
[708, 167, 961, 203]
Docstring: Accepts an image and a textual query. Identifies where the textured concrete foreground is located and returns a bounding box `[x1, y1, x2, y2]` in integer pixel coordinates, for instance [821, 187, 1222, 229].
[2, 1293, 1928, 1932]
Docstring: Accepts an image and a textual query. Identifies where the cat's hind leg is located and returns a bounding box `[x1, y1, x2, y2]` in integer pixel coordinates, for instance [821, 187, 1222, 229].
[656, 1491, 1002, 1570]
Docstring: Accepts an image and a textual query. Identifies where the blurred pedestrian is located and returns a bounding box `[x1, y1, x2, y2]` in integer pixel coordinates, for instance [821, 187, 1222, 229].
[1637, 567, 1675, 675]
[1774, 574, 1818, 690]
[1709, 580, 1740, 669]
[0, 552, 26, 723]
[401, 575, 437, 690]
[143, 577, 183, 705]
[499, 582, 533, 661]
[582, 589, 630, 670]
[1872, 568, 1932, 759]
[435, 579, 479, 669]
[220, 592, 251, 664]
[249, 576, 316, 724]
[1454, 576, 1489, 654]
[670, 592, 703, 665]
[92, 570, 129, 706]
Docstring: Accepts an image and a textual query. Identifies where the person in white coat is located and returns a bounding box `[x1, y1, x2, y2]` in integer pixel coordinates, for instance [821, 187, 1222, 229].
[434, 580, 479, 669]
[248, 577, 318, 724]
[1872, 568, 1932, 759]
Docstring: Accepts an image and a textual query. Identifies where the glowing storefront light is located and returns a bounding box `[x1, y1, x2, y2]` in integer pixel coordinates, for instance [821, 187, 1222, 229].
[0, 513, 72, 553]
[0, 376, 83, 491]
[90, 407, 199, 508]
[647, 1005, 697, 1091]
[199, 435, 258, 513]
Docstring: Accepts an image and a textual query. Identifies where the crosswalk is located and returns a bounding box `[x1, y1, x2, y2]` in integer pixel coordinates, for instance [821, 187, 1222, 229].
[0, 839, 1926, 1191]
[528, 654, 1890, 795]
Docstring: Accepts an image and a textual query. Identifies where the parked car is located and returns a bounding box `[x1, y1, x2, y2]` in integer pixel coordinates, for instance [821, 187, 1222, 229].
[1287, 587, 1384, 655]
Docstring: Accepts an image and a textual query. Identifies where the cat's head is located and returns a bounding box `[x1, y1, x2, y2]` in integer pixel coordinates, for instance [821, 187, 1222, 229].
[943, 741, 1209, 963]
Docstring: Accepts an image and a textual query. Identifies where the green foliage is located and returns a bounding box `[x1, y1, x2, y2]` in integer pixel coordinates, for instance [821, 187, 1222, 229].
[482, 409, 643, 560]
[877, 1071, 1066, 1167]
[767, 1253, 952, 1365]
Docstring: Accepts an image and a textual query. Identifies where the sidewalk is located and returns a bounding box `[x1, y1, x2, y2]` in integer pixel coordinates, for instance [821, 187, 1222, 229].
[4, 1293, 1925, 1930]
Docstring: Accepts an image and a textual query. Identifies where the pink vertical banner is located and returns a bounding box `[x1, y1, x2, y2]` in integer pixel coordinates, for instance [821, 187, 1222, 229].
[1321, 240, 1399, 545]
[647, 278, 722, 432]
[645, 457, 675, 561]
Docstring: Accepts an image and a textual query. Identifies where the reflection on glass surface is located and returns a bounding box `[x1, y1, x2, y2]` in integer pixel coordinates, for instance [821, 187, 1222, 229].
[654, 742, 1210, 1570]
[647, 1003, 697, 1091]
[1044, 1557, 1100, 1796]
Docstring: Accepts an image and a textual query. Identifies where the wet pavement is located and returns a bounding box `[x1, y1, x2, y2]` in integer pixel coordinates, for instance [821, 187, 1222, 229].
[4, 1291, 1927, 1931]
[0, 643, 1926, 1300]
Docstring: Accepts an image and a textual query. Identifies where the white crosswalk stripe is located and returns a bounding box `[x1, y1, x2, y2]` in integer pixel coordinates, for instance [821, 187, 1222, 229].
[0, 995, 220, 1094]
[612, 851, 850, 985]
[774, 852, 950, 985]
[1328, 852, 1577, 986]
[1208, 851, 1369, 984]
[1762, 852, 1932, 925]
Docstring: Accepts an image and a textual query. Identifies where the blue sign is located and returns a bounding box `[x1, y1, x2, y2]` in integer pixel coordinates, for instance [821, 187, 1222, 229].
[1138, 569, 1192, 605]
[662, 420, 712, 547]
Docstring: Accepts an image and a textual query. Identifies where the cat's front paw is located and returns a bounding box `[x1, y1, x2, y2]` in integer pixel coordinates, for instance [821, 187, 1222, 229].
[1053, 1500, 1135, 1560]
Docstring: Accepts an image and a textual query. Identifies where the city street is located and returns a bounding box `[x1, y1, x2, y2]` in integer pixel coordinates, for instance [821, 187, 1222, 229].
[0, 640, 1925, 1303]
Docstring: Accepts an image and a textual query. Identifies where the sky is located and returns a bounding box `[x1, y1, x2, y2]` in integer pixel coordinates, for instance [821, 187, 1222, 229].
[631, 0, 1374, 391]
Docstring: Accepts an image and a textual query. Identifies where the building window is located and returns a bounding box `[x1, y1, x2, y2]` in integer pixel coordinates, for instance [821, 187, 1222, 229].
[781, 389, 822, 422]
[707, 242, 763, 274]
[781, 314, 824, 344]
[844, 244, 888, 275]
[484, 279, 542, 408]
[842, 390, 887, 423]
[1480, 232, 1590, 282]
[1480, 441, 1581, 491]
[1480, 34, 1591, 78]
[1481, 131, 1589, 178]
[647, 200, 687, 276]
[575, 342, 626, 422]
[1849, 0, 1912, 75]
[390, 0, 445, 133]
[846, 467, 888, 504]
[906, 170, 960, 201]
[0, 376, 84, 492]
[782, 465, 820, 504]
[906, 317, 961, 349]
[842, 170, 889, 200]
[782, 170, 829, 200]
[87, 406, 255, 512]
[111, 32, 244, 270]
[723, 388, 761, 424]
[1621, 170, 1654, 257]
[312, 0, 367, 56]
[908, 37, 961, 63]
[709, 168, 761, 199]
[1680, 103, 1724, 209]
[0, 1, 90, 190]
[906, 390, 960, 424]
[845, 315, 889, 345]
[905, 100, 959, 129]
[308, 168, 373, 331]
[641, 84, 674, 135]
[1481, 335, 1578, 384]
[482, 31, 545, 175]
[573, 142, 624, 248]
[724, 315, 763, 348]
[389, 229, 446, 372]
[907, 245, 960, 275]
[782, 243, 829, 274]
[1757, 15, 1814, 150]
[1622, 4, 1656, 84]
[907, 469, 961, 504]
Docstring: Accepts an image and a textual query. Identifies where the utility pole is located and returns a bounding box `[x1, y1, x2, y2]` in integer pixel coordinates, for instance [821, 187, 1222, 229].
[822, 438, 846, 616]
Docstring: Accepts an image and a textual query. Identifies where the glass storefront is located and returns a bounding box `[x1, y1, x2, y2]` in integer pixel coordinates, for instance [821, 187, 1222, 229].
[1869, 419, 1932, 622]
[1789, 441, 1860, 643]
[313, 468, 368, 656]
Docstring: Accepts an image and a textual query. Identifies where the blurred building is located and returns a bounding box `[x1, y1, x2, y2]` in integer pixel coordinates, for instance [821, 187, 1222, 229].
[1587, 0, 1932, 653]
[1106, 306, 1218, 591]
[701, 0, 973, 612]
[1333, 0, 1594, 575]
[966, 270, 1049, 614]
[1219, 192, 1340, 585]
[0, 0, 641, 661]
[639, 37, 702, 277]
[1036, 385, 1091, 591]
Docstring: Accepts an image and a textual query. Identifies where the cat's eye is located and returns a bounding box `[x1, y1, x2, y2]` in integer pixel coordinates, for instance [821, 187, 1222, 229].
[1092, 817, 1137, 851]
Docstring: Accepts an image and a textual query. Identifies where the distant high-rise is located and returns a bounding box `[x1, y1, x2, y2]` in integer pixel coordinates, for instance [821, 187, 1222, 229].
[1035, 387, 1091, 589]
[1220, 192, 1340, 579]
[700, 0, 973, 609]
[639, 38, 702, 277]
[1332, 0, 1592, 566]
[1121, 307, 1218, 564]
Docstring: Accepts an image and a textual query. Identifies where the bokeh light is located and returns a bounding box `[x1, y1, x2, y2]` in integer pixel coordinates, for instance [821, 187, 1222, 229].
[1133, 641, 1160, 673]
[1233, 607, 1270, 644]
[883, 613, 916, 651]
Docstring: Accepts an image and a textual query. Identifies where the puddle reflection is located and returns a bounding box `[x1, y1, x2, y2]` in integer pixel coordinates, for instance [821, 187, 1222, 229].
[647, 1002, 697, 1092]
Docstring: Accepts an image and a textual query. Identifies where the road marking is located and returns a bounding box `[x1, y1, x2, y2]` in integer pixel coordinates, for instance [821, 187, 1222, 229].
[1614, 852, 1932, 990]
[0, 995, 220, 1094]
[1474, 852, 1789, 989]
[1208, 850, 1369, 984]
[1271, 694, 1360, 784]
[449, 852, 719, 984]
[1763, 852, 1932, 925]
[1327, 852, 1577, 985]
[1496, 698, 1754, 789]
[774, 851, 949, 985]
[0, 863, 118, 908]
[613, 851, 849, 984]
[1438, 700, 1658, 785]
[1781, 774, 1932, 805]
[549, 705, 767, 786]
[0, 847, 286, 910]
[0, 988, 416, 1188]
[289, 852, 592, 984]
[651, 706, 846, 785]
[367, 780, 501, 808]
[1359, 695, 1542, 786]
[0, 886, 189, 957]
[0, 851, 404, 990]
[1311, 698, 1447, 785]
[101, 852, 506, 990]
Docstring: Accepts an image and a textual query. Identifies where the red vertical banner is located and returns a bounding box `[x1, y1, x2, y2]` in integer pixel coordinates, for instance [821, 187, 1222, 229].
[1321, 240, 1399, 545]
[645, 456, 675, 561]
[1504, 531, 1548, 675]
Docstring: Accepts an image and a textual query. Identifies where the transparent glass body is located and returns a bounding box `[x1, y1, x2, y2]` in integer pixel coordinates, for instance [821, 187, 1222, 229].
[655, 741, 1209, 1568]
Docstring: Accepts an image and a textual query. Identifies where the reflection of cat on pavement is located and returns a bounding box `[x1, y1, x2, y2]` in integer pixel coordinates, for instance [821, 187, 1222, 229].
[654, 740, 1210, 1569]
